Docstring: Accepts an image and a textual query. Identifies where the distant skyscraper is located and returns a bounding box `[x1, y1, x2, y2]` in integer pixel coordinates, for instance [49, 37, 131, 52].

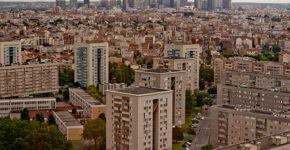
[207, 0, 217, 10]
[101, 0, 109, 8]
[74, 42, 108, 87]
[0, 41, 21, 65]
[56, 0, 66, 10]
[122, 0, 128, 10]
[84, 0, 90, 8]
[70, 0, 78, 8]
[170, 0, 174, 8]
[194, 0, 202, 9]
[222, 0, 231, 9]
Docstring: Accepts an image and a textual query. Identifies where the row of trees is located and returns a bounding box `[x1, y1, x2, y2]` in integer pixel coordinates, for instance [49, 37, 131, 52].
[199, 65, 214, 90]
[109, 62, 135, 85]
[86, 85, 105, 104]
[186, 90, 213, 114]
[0, 117, 72, 150]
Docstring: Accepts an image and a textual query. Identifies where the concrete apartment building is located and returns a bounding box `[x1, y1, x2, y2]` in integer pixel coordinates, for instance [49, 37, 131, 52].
[53, 111, 83, 141]
[164, 44, 200, 62]
[210, 105, 290, 147]
[135, 68, 186, 126]
[0, 63, 59, 98]
[74, 42, 109, 88]
[106, 87, 173, 150]
[69, 88, 106, 119]
[217, 84, 290, 112]
[214, 57, 290, 86]
[0, 41, 21, 65]
[216, 130, 290, 150]
[0, 97, 56, 117]
[98, 83, 127, 95]
[153, 57, 199, 90]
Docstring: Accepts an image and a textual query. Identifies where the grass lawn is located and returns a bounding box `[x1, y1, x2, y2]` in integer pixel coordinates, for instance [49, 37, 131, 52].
[173, 143, 182, 150]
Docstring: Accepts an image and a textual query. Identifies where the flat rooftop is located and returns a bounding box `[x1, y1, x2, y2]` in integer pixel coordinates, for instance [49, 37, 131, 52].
[54, 111, 82, 127]
[141, 68, 183, 73]
[69, 88, 103, 105]
[0, 97, 56, 102]
[114, 86, 169, 95]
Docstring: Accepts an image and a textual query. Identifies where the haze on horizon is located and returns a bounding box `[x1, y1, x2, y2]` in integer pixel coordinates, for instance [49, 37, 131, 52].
[0, 0, 289, 3]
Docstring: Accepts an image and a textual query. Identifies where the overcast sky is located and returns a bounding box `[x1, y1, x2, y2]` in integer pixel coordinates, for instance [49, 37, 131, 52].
[0, 0, 289, 3]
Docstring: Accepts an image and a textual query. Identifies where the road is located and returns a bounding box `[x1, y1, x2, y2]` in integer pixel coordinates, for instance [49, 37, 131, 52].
[191, 108, 211, 150]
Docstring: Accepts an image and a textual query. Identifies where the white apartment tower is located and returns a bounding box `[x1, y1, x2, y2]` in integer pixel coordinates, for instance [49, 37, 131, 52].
[0, 41, 21, 65]
[106, 87, 173, 150]
[74, 42, 109, 87]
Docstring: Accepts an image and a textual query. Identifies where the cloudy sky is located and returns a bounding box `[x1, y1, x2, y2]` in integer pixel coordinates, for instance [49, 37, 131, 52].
[0, 0, 289, 3]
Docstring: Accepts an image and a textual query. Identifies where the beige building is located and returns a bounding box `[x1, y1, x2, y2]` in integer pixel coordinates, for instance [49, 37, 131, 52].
[98, 83, 127, 95]
[106, 87, 173, 150]
[0, 63, 59, 98]
[74, 42, 109, 87]
[0, 41, 21, 65]
[153, 57, 199, 90]
[216, 130, 290, 150]
[210, 105, 290, 147]
[69, 88, 106, 119]
[135, 68, 186, 126]
[214, 57, 290, 86]
[53, 111, 83, 141]
[0, 97, 56, 117]
[217, 84, 290, 112]
[164, 44, 201, 59]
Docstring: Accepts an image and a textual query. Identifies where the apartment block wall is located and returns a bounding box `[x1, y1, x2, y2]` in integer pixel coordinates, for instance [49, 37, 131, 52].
[0, 41, 22, 65]
[210, 105, 290, 146]
[135, 69, 186, 126]
[0, 63, 59, 98]
[0, 97, 56, 117]
[217, 84, 290, 112]
[153, 57, 199, 90]
[53, 111, 83, 141]
[106, 88, 173, 150]
[74, 42, 109, 87]
[69, 88, 106, 119]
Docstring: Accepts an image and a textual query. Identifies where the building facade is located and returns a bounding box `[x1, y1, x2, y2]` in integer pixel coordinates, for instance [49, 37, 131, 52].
[135, 68, 186, 126]
[0, 97, 56, 117]
[74, 42, 109, 87]
[53, 111, 83, 141]
[0, 63, 59, 98]
[0, 41, 21, 65]
[69, 88, 106, 119]
[153, 57, 199, 91]
[210, 105, 290, 146]
[106, 87, 173, 150]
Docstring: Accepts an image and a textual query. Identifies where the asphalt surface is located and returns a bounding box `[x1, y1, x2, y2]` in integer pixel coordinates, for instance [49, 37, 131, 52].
[191, 109, 211, 150]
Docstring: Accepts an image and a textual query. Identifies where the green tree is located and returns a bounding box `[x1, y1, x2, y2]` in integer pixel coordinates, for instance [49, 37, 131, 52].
[59, 69, 74, 86]
[147, 59, 153, 69]
[272, 45, 281, 53]
[172, 126, 184, 143]
[207, 86, 217, 95]
[21, 108, 30, 121]
[186, 90, 196, 114]
[203, 97, 213, 106]
[63, 89, 70, 101]
[36, 112, 44, 122]
[48, 114, 56, 125]
[83, 118, 106, 150]
[99, 113, 106, 122]
[201, 144, 215, 150]
[199, 65, 214, 87]
[0, 118, 72, 150]
[86, 85, 104, 103]
[109, 62, 135, 85]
